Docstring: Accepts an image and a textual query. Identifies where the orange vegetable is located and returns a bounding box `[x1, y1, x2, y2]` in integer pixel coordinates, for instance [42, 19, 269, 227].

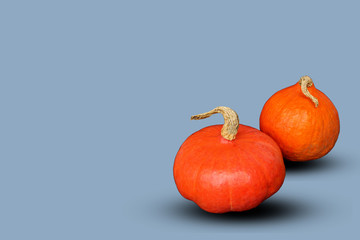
[260, 76, 340, 161]
[173, 107, 285, 213]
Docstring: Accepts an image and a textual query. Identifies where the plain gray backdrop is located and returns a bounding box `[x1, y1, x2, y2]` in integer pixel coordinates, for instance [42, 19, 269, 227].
[1, 1, 359, 239]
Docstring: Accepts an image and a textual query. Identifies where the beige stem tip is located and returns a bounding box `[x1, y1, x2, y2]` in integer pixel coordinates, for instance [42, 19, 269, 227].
[191, 106, 239, 141]
[298, 75, 319, 107]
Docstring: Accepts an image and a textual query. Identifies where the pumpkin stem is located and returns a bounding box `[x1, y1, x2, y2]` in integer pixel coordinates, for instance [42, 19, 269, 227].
[298, 75, 319, 107]
[191, 106, 239, 141]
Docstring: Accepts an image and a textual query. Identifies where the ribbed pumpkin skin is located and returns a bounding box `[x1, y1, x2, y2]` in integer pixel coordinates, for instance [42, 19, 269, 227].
[260, 83, 340, 161]
[173, 124, 285, 214]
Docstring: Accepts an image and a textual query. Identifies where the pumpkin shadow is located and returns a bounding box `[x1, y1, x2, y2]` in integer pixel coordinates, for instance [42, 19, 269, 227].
[284, 154, 340, 173]
[168, 197, 310, 222]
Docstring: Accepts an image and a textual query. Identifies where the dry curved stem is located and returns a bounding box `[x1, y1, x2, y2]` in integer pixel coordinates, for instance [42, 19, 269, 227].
[298, 75, 319, 107]
[191, 106, 239, 140]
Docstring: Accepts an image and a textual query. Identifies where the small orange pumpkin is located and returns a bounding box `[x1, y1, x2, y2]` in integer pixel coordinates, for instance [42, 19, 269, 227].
[174, 106, 285, 213]
[259, 76, 340, 162]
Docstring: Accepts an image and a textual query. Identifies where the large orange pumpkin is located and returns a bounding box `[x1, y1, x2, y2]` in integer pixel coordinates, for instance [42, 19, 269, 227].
[259, 76, 340, 162]
[173, 106, 285, 213]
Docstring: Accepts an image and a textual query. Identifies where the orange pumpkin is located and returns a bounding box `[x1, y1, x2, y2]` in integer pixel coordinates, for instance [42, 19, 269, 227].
[173, 107, 285, 213]
[260, 76, 340, 162]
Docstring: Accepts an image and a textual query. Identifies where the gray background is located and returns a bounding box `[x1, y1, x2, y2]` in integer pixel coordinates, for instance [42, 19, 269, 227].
[1, 0, 359, 239]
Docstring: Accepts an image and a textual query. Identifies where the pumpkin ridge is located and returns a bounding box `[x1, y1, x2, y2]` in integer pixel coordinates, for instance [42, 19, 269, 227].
[271, 87, 298, 140]
[273, 86, 297, 124]
[229, 148, 269, 210]
[320, 90, 339, 127]
[174, 138, 206, 200]
[226, 152, 233, 212]
[191, 148, 210, 202]
[317, 93, 335, 157]
[226, 149, 247, 211]
[300, 104, 318, 160]
[193, 145, 229, 212]
[319, 97, 338, 156]
[246, 147, 271, 201]
[317, 99, 327, 155]
[277, 85, 317, 158]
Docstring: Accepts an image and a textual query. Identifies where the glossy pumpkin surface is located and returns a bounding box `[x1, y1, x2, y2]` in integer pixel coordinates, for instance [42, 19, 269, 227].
[174, 111, 285, 213]
[259, 77, 340, 161]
